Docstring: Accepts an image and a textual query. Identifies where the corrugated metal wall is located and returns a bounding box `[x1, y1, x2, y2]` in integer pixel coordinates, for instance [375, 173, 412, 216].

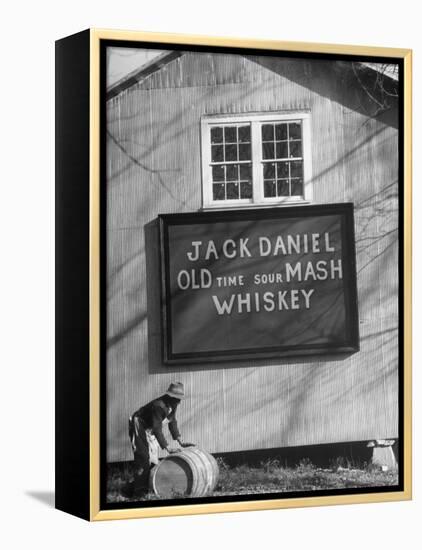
[106, 53, 398, 462]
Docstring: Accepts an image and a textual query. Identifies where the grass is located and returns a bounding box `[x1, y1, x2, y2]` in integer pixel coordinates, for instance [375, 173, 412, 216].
[212, 457, 398, 496]
[107, 457, 398, 503]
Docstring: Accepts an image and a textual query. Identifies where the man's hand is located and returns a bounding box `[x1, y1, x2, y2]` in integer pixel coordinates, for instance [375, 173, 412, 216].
[177, 437, 195, 448]
[167, 447, 181, 454]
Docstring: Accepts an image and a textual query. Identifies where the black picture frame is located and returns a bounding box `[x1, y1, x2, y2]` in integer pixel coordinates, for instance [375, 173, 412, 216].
[55, 29, 412, 522]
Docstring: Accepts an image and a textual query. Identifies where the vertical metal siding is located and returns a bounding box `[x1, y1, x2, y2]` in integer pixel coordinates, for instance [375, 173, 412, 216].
[106, 54, 399, 462]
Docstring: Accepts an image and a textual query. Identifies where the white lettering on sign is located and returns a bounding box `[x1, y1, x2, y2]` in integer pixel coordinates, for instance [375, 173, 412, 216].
[186, 238, 252, 261]
[177, 269, 212, 290]
[185, 234, 336, 261]
[251, 260, 343, 285]
[176, 229, 342, 318]
[215, 275, 244, 287]
[205, 240, 218, 260]
[256, 233, 335, 257]
[187, 241, 202, 262]
[211, 289, 316, 315]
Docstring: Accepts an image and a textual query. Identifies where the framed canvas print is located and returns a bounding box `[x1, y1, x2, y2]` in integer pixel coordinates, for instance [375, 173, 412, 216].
[55, 29, 412, 521]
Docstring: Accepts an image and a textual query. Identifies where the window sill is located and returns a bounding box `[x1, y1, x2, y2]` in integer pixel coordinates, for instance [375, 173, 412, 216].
[201, 200, 312, 211]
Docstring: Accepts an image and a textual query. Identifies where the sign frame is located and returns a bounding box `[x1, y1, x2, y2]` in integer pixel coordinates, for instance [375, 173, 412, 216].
[159, 203, 360, 364]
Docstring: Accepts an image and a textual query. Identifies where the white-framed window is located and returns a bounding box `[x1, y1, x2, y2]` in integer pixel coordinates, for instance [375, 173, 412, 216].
[201, 112, 312, 209]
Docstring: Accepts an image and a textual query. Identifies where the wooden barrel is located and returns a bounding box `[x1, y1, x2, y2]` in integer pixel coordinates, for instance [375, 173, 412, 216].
[149, 448, 219, 498]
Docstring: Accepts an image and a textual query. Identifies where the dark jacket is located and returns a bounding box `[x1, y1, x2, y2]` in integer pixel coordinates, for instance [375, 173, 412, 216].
[133, 395, 181, 449]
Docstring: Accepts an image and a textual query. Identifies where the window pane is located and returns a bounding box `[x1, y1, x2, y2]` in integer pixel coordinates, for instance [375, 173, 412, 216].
[224, 126, 237, 143]
[238, 125, 251, 143]
[264, 180, 276, 197]
[277, 179, 290, 196]
[211, 145, 224, 162]
[289, 141, 302, 158]
[291, 178, 304, 196]
[208, 118, 307, 205]
[212, 165, 225, 182]
[275, 123, 288, 140]
[240, 181, 252, 199]
[211, 126, 223, 144]
[262, 142, 275, 160]
[226, 182, 239, 199]
[226, 164, 238, 181]
[213, 183, 225, 200]
[289, 122, 302, 140]
[225, 144, 238, 161]
[262, 124, 274, 141]
[239, 143, 251, 161]
[276, 162, 289, 178]
[290, 160, 303, 178]
[239, 164, 252, 180]
[276, 142, 289, 159]
[263, 163, 275, 179]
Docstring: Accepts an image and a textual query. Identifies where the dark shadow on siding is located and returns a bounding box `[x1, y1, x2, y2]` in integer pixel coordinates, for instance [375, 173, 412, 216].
[144, 218, 356, 375]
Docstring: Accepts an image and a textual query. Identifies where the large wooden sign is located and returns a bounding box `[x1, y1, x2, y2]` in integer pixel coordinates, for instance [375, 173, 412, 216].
[159, 204, 359, 364]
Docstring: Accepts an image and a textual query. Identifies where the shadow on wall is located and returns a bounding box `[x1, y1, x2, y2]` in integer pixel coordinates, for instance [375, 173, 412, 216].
[144, 218, 357, 375]
[247, 57, 399, 129]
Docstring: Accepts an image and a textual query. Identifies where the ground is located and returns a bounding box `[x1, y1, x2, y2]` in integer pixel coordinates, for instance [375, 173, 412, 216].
[107, 458, 399, 503]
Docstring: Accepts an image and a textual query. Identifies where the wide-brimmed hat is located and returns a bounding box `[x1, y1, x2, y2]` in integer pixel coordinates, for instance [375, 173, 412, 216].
[165, 381, 185, 399]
